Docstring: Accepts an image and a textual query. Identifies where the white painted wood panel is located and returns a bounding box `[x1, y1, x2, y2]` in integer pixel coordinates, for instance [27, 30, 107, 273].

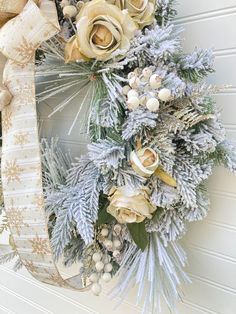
[1, 0, 236, 313]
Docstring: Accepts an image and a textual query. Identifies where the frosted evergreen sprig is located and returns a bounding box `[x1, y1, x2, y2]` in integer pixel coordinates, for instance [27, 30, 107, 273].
[156, 0, 177, 25]
[50, 204, 74, 260]
[88, 140, 125, 171]
[210, 140, 236, 173]
[110, 233, 190, 314]
[177, 48, 215, 83]
[122, 107, 158, 140]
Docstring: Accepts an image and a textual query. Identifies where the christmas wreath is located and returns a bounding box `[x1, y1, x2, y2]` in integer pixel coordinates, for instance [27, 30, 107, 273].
[0, 0, 235, 313]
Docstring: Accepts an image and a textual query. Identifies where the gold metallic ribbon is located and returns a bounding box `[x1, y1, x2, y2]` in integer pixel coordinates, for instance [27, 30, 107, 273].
[0, 0, 88, 290]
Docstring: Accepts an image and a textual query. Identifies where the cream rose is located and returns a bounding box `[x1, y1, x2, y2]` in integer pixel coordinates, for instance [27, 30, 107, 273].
[64, 35, 86, 63]
[130, 147, 159, 177]
[109, 0, 155, 29]
[65, 0, 137, 62]
[107, 186, 156, 224]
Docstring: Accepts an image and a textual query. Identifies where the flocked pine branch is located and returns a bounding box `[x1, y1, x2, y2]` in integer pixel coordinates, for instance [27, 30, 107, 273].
[122, 108, 158, 140]
[88, 139, 125, 171]
[41, 138, 71, 191]
[109, 24, 182, 69]
[177, 48, 214, 83]
[0, 248, 16, 265]
[147, 206, 185, 244]
[53, 161, 101, 246]
[50, 203, 74, 260]
[183, 186, 210, 222]
[210, 140, 236, 173]
[110, 233, 190, 314]
[173, 150, 211, 208]
[156, 0, 177, 25]
[13, 258, 23, 272]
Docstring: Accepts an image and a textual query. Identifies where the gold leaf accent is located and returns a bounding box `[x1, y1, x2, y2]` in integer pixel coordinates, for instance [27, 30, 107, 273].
[155, 168, 177, 187]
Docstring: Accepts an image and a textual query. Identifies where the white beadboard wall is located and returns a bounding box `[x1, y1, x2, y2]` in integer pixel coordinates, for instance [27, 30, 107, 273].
[1, 1, 236, 313]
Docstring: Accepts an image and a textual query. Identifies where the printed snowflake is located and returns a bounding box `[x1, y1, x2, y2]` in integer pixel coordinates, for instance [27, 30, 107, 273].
[2, 107, 12, 133]
[14, 132, 30, 147]
[29, 234, 51, 256]
[2, 160, 23, 184]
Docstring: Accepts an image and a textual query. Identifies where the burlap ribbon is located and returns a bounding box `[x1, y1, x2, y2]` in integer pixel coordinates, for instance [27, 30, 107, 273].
[0, 0, 89, 290]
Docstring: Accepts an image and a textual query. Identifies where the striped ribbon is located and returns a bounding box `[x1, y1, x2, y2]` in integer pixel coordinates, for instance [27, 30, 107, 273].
[0, 0, 89, 290]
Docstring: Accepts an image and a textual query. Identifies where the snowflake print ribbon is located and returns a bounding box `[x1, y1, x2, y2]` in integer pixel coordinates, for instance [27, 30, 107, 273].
[0, 0, 89, 291]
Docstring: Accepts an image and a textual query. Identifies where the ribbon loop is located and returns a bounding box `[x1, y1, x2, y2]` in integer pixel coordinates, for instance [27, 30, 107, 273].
[0, 0, 27, 27]
[0, 0, 89, 291]
[0, 0, 59, 64]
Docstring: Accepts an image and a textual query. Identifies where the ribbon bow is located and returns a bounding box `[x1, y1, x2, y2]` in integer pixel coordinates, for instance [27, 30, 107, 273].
[0, 0, 28, 26]
[0, 0, 89, 291]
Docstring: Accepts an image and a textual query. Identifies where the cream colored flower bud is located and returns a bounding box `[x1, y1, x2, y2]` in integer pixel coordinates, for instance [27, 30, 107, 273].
[130, 147, 159, 177]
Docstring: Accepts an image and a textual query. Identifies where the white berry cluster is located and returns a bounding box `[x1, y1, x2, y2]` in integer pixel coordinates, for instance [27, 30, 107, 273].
[87, 224, 124, 296]
[98, 224, 123, 260]
[122, 67, 172, 112]
[88, 250, 113, 296]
